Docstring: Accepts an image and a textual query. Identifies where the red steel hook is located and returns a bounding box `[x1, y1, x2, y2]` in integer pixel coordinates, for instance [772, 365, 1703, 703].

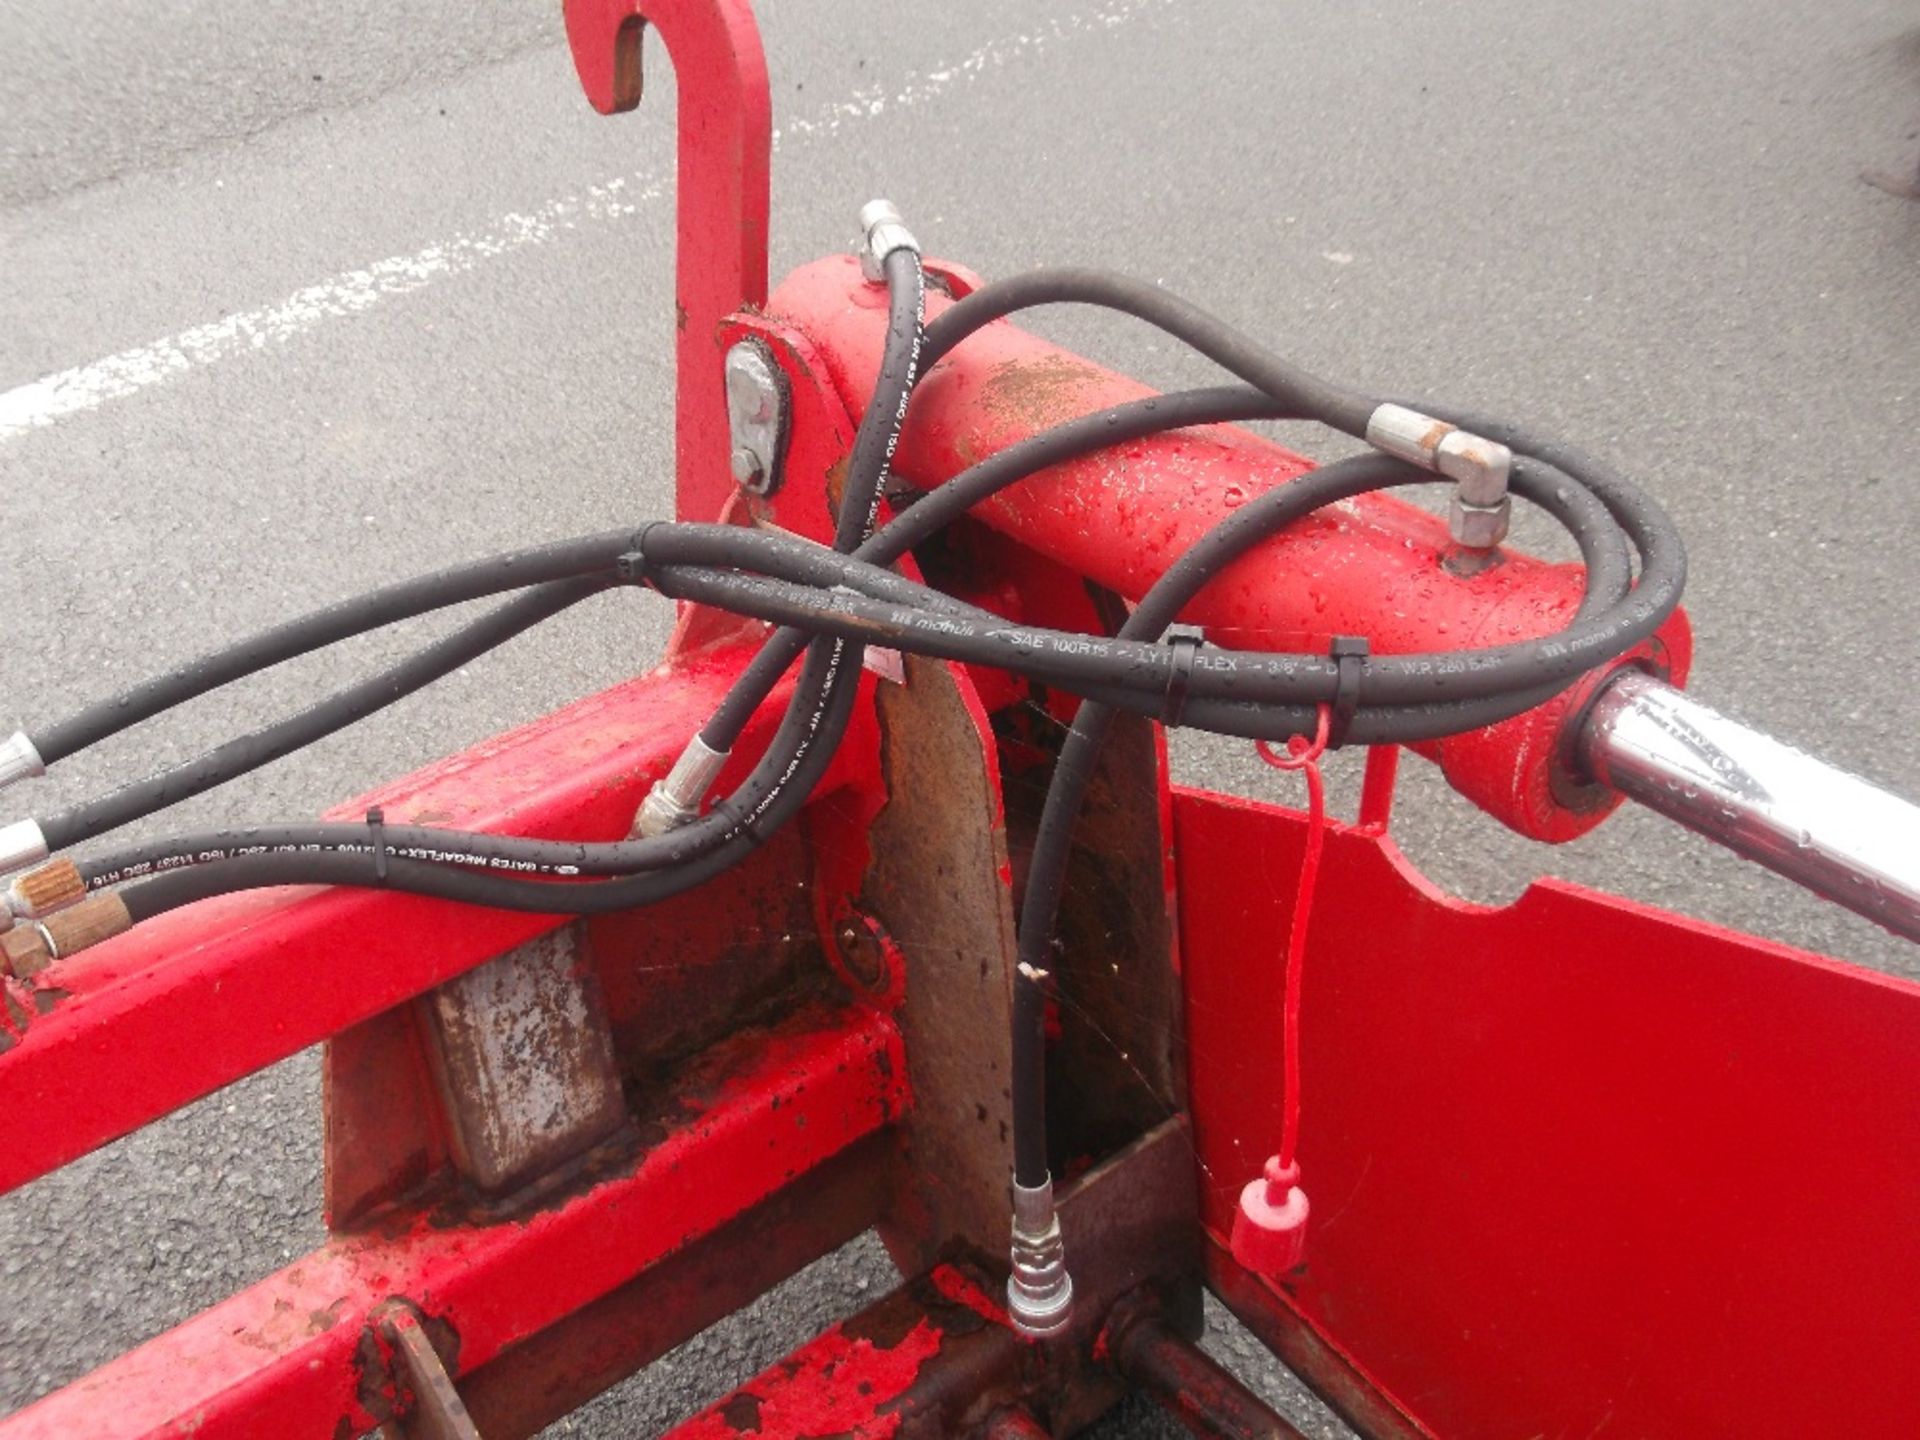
[562, 0, 772, 522]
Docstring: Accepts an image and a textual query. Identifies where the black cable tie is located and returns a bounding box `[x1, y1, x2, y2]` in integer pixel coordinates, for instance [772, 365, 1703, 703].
[1328, 636, 1370, 749]
[615, 550, 647, 584]
[366, 806, 389, 882]
[1162, 633, 1205, 729]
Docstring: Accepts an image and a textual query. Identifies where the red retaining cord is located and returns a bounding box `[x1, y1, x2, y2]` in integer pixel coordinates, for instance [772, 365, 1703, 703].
[1254, 703, 1331, 1171]
[1233, 704, 1332, 1277]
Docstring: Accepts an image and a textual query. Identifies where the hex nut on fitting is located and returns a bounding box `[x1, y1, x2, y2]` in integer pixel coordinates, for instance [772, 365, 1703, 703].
[1451, 493, 1513, 550]
[0, 732, 45, 793]
[630, 738, 730, 838]
[2, 923, 52, 980]
[632, 784, 696, 839]
[857, 199, 919, 285]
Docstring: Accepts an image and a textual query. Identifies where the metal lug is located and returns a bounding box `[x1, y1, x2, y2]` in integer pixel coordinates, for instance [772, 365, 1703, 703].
[724, 341, 788, 496]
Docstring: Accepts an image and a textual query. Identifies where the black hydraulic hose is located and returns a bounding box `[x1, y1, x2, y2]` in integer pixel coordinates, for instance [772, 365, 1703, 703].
[42, 580, 610, 856]
[110, 247, 928, 916]
[29, 530, 643, 765]
[701, 385, 1295, 749]
[653, 437, 1639, 714]
[710, 268, 1691, 748]
[918, 266, 1684, 695]
[921, 267, 1378, 437]
[110, 435, 1653, 921]
[75, 548, 972, 887]
[654, 566, 1570, 744]
[119, 671, 865, 921]
[81, 388, 1285, 889]
[76, 388, 1652, 886]
[86, 263, 1685, 955]
[687, 240, 923, 846]
[1009, 448, 1633, 1185]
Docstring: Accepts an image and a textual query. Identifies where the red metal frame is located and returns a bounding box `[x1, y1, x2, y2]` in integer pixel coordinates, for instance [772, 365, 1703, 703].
[5, 1010, 903, 1440]
[0, 652, 781, 1195]
[1180, 791, 1920, 1437]
[5, 3, 1917, 1437]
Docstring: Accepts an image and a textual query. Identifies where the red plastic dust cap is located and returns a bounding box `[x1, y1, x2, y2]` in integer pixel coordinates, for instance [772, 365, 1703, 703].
[1231, 1157, 1309, 1277]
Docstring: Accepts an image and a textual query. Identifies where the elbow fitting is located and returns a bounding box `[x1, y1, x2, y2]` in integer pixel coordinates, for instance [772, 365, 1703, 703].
[0, 820, 49, 880]
[1006, 1176, 1074, 1339]
[0, 732, 45, 793]
[631, 737, 730, 839]
[856, 199, 920, 285]
[1366, 403, 1513, 549]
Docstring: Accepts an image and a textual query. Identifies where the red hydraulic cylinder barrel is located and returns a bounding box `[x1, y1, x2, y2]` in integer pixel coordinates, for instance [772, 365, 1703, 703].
[768, 255, 1691, 842]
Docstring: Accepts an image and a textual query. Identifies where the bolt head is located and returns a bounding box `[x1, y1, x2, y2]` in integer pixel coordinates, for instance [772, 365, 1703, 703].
[730, 445, 765, 488]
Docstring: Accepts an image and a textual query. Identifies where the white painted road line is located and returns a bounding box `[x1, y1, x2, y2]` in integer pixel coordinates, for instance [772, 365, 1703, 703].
[0, 0, 1170, 446]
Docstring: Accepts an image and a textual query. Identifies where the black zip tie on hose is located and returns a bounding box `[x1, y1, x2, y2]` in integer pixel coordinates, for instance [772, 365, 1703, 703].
[366, 807, 390, 882]
[1161, 633, 1205, 728]
[1327, 636, 1369, 749]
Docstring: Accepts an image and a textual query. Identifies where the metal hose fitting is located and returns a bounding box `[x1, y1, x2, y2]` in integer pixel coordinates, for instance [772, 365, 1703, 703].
[0, 732, 45, 793]
[631, 737, 730, 839]
[0, 819, 49, 880]
[1006, 1176, 1074, 1338]
[8, 858, 87, 922]
[1, 892, 133, 980]
[857, 199, 920, 285]
[1365, 402, 1513, 549]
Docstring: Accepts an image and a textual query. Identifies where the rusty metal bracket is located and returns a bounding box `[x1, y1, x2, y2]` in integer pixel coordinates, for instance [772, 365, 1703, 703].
[373, 1300, 483, 1440]
[660, 1118, 1207, 1439]
[862, 654, 1024, 1270]
[418, 923, 627, 1202]
[1108, 1290, 1305, 1440]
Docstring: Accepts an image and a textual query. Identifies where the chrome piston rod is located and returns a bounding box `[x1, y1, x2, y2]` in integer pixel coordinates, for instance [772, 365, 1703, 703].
[1580, 671, 1920, 943]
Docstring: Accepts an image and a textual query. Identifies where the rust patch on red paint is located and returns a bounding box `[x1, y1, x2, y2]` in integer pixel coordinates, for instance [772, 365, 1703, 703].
[233, 1293, 357, 1354]
[928, 1262, 1009, 1330]
[977, 354, 1116, 434]
[350, 1300, 464, 1428]
[670, 1318, 944, 1438]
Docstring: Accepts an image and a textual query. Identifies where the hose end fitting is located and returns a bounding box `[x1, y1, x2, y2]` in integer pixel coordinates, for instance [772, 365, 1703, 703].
[857, 199, 920, 285]
[8, 858, 87, 922]
[0, 732, 45, 793]
[1006, 1176, 1074, 1339]
[1, 893, 132, 980]
[631, 737, 730, 839]
[1365, 404, 1513, 550]
[0, 820, 49, 881]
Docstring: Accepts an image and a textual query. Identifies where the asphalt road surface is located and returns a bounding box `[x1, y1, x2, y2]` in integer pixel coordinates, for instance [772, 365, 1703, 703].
[2, 1, 1917, 1434]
